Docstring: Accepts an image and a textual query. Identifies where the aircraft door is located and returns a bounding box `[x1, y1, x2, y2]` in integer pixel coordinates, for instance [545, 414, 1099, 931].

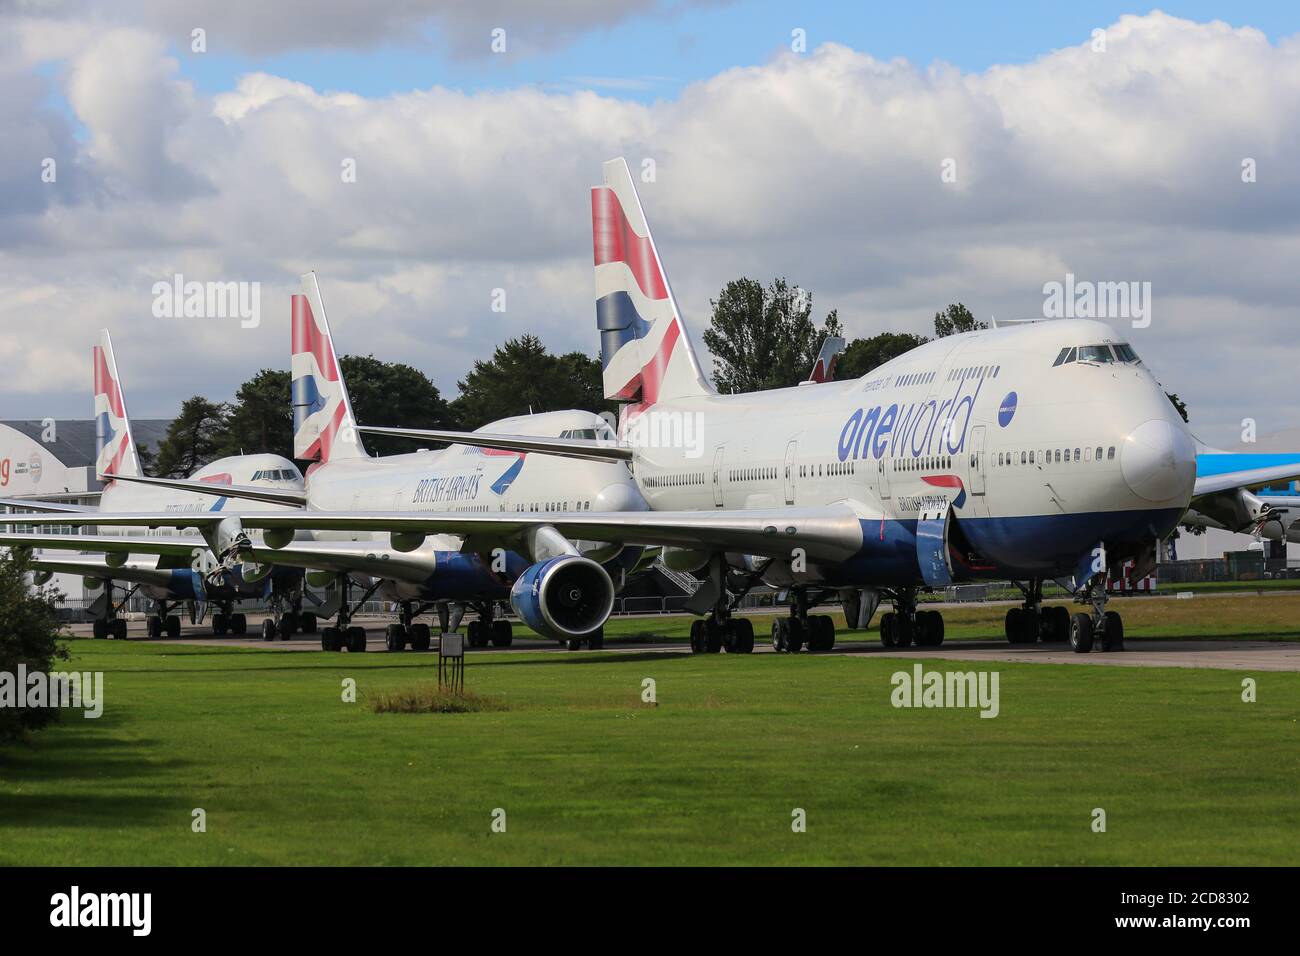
[712, 447, 725, 507]
[878, 454, 891, 499]
[784, 441, 797, 505]
[970, 425, 987, 496]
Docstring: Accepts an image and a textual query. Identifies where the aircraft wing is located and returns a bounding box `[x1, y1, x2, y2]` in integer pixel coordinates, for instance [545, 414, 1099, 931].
[0, 531, 207, 559]
[102, 473, 308, 507]
[0, 505, 873, 563]
[25, 552, 180, 589]
[356, 426, 633, 463]
[0, 497, 97, 514]
[1, 529, 438, 584]
[1192, 462, 1300, 499]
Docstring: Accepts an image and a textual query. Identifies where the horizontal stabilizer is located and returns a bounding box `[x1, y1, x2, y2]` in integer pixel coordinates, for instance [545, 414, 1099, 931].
[102, 473, 308, 507]
[356, 426, 633, 463]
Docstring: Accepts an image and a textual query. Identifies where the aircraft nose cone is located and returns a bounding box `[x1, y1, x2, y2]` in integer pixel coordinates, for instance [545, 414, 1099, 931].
[1120, 419, 1196, 503]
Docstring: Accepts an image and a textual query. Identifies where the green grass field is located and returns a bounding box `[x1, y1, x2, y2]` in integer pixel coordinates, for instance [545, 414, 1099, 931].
[2, 622, 1298, 866]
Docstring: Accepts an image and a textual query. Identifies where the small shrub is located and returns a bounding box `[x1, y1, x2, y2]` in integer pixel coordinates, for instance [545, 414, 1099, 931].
[367, 685, 507, 714]
[0, 550, 69, 744]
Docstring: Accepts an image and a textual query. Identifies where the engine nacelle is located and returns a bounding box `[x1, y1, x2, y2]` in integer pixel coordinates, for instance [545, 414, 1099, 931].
[105, 552, 128, 568]
[660, 547, 710, 574]
[389, 531, 426, 553]
[30, 570, 53, 586]
[240, 562, 273, 583]
[510, 555, 614, 641]
[263, 527, 295, 550]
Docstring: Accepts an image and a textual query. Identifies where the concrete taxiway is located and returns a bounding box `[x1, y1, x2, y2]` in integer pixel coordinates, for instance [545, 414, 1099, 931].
[65, 617, 1300, 671]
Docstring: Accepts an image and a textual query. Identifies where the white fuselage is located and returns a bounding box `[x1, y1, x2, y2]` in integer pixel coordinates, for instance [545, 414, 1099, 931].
[625, 319, 1196, 581]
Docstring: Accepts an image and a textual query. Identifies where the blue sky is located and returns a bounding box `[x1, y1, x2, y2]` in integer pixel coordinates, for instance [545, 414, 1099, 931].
[172, 2, 1300, 101]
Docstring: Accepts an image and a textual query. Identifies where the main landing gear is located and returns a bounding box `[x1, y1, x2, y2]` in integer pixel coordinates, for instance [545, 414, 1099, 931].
[1003, 578, 1123, 653]
[145, 600, 183, 640]
[1004, 579, 1070, 645]
[878, 588, 945, 648]
[89, 583, 134, 640]
[466, 602, 514, 650]
[384, 601, 435, 653]
[261, 589, 311, 642]
[320, 576, 380, 653]
[770, 587, 835, 653]
[211, 601, 248, 637]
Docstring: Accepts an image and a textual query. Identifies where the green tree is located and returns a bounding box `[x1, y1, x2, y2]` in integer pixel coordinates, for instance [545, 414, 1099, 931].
[451, 336, 612, 430]
[340, 355, 455, 458]
[0, 550, 68, 744]
[153, 397, 231, 477]
[216, 369, 293, 459]
[933, 302, 986, 338]
[1166, 392, 1190, 423]
[837, 331, 930, 379]
[703, 278, 844, 393]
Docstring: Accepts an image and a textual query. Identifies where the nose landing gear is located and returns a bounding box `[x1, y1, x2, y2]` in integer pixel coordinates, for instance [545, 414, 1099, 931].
[1068, 586, 1124, 654]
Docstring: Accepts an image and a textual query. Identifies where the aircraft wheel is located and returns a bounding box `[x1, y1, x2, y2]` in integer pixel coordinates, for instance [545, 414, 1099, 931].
[1005, 607, 1022, 643]
[165, 615, 182, 639]
[704, 620, 723, 654]
[230, 613, 247, 635]
[730, 618, 755, 654]
[346, 626, 367, 652]
[587, 628, 604, 650]
[321, 627, 339, 652]
[298, 612, 317, 635]
[491, 620, 513, 648]
[409, 623, 432, 651]
[212, 612, 228, 636]
[1069, 613, 1094, 653]
[277, 616, 295, 640]
[466, 620, 485, 648]
[261, 618, 276, 642]
[1101, 611, 1125, 651]
[784, 618, 805, 654]
[385, 623, 407, 652]
[113, 619, 128, 640]
[146, 616, 162, 640]
[892, 614, 913, 648]
[879, 612, 896, 647]
[1040, 605, 1068, 642]
[771, 618, 788, 652]
[689, 620, 705, 653]
[566, 638, 583, 651]
[91, 619, 104, 639]
[917, 610, 944, 647]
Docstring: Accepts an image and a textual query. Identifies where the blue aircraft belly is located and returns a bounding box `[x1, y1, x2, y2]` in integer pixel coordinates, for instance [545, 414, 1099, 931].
[828, 508, 1183, 586]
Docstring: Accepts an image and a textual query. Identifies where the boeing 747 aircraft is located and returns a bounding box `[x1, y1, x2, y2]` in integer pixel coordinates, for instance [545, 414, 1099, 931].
[10, 162, 1299, 655]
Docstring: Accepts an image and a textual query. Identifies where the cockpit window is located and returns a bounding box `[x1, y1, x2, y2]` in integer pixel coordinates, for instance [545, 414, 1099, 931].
[1112, 343, 1142, 364]
[1077, 344, 1114, 364]
[1052, 347, 1070, 367]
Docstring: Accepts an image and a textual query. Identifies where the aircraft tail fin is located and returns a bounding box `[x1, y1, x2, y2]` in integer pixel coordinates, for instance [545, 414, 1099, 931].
[291, 273, 367, 462]
[93, 330, 141, 479]
[592, 157, 713, 408]
[805, 336, 847, 383]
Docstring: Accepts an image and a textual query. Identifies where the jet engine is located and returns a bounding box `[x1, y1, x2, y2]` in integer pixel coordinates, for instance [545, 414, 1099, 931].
[510, 555, 614, 642]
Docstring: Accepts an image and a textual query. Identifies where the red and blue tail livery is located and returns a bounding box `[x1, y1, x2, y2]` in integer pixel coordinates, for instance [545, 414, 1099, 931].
[291, 273, 366, 463]
[592, 158, 712, 415]
[93, 329, 139, 480]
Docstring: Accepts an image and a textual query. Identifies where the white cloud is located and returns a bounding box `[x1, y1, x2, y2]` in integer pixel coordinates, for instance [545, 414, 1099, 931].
[1, 10, 1299, 448]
